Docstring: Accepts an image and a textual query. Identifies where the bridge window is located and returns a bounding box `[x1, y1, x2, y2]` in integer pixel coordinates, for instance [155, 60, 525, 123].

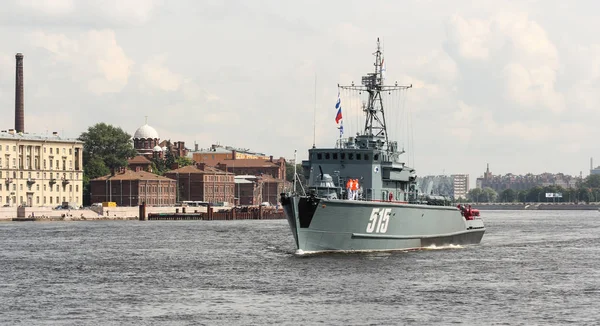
[333, 153, 338, 159]
[325, 153, 330, 160]
[374, 154, 379, 161]
[349, 153, 354, 160]
[341, 153, 345, 159]
[364, 154, 369, 160]
[357, 154, 362, 160]
[317, 153, 322, 160]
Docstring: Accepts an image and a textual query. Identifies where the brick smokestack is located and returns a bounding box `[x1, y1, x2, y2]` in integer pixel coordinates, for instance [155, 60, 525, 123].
[15, 53, 24, 133]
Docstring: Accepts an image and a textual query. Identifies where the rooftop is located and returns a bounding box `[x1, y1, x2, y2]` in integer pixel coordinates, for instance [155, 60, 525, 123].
[165, 164, 230, 175]
[0, 130, 81, 143]
[91, 170, 174, 182]
[204, 158, 283, 168]
[127, 155, 153, 164]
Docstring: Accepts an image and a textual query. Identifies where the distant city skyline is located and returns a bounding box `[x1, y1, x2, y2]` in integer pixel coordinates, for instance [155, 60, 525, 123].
[1, 1, 600, 181]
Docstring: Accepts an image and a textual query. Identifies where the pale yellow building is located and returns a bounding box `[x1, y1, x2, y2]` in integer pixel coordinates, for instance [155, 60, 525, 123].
[0, 130, 83, 207]
[190, 144, 269, 164]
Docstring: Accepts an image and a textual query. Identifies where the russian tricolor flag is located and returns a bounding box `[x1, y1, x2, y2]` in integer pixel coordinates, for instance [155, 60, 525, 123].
[335, 92, 342, 124]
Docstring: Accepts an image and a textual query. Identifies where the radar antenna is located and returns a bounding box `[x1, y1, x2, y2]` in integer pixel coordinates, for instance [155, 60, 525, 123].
[338, 38, 412, 151]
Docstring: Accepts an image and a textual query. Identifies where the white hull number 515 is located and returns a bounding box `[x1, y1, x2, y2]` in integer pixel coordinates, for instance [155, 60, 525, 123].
[366, 208, 391, 233]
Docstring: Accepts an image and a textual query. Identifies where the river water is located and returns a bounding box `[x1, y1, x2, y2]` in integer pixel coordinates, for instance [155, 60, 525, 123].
[0, 210, 599, 325]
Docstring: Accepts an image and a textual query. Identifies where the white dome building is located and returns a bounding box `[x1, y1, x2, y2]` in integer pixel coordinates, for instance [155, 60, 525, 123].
[134, 124, 159, 139]
[133, 123, 160, 157]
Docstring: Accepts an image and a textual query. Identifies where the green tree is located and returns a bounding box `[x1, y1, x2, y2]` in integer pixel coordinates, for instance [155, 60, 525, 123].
[285, 162, 306, 191]
[78, 123, 137, 205]
[482, 187, 498, 203]
[176, 156, 194, 167]
[467, 188, 482, 202]
[499, 188, 517, 202]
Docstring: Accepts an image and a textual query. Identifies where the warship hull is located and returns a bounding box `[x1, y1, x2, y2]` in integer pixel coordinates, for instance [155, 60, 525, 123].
[281, 195, 485, 253]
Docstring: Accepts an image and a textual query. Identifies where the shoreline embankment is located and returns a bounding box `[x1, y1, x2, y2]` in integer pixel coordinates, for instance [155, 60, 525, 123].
[0, 205, 285, 222]
[470, 203, 600, 210]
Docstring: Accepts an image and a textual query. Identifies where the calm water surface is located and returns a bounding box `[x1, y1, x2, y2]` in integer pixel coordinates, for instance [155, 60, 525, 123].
[0, 210, 599, 325]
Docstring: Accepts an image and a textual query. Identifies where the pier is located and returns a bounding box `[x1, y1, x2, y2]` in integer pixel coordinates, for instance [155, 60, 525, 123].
[143, 205, 285, 221]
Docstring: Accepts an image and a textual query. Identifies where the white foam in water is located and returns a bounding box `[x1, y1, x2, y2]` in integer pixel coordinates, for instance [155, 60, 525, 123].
[423, 244, 464, 250]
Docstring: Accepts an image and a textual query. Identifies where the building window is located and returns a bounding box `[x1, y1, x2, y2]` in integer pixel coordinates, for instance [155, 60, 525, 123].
[19, 184, 22, 191]
[50, 148, 53, 154]
[76, 185, 79, 192]
[69, 185, 72, 192]
[44, 197, 46, 204]
[69, 149, 72, 155]
[44, 147, 46, 153]
[44, 185, 47, 191]
[36, 184, 39, 191]
[50, 197, 53, 204]
[36, 196, 39, 204]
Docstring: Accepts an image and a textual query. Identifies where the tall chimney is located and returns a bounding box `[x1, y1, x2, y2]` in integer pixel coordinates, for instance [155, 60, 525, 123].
[15, 53, 24, 133]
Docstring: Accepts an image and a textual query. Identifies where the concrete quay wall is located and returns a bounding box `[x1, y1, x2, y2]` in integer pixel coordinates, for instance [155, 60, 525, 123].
[0, 206, 209, 221]
[471, 203, 600, 210]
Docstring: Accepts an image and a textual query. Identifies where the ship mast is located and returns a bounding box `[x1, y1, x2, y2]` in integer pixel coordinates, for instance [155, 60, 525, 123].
[339, 38, 411, 151]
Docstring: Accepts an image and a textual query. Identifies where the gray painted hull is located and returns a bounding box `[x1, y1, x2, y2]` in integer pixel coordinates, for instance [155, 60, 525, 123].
[282, 195, 485, 253]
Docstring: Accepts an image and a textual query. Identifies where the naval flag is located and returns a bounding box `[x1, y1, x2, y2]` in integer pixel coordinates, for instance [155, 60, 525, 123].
[335, 91, 343, 136]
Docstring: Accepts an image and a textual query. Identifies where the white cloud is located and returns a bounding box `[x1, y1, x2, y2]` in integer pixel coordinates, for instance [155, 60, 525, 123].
[141, 55, 182, 92]
[28, 30, 133, 94]
[3, 0, 160, 26]
[16, 0, 74, 16]
[446, 12, 564, 113]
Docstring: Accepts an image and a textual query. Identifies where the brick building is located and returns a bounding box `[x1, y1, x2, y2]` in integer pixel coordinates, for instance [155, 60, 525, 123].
[90, 170, 176, 206]
[164, 164, 234, 204]
[234, 174, 289, 206]
[189, 144, 269, 164]
[202, 155, 286, 180]
[127, 155, 153, 172]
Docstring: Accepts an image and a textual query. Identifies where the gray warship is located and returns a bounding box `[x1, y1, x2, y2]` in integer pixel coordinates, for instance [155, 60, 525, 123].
[280, 39, 485, 253]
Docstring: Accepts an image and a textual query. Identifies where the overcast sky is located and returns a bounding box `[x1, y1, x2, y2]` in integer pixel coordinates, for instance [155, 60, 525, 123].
[0, 0, 599, 185]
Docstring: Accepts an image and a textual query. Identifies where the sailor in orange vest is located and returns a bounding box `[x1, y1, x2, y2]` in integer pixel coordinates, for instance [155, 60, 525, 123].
[351, 179, 359, 200]
[346, 179, 352, 200]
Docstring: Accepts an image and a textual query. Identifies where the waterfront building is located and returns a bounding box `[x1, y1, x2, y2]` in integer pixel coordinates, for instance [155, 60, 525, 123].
[127, 155, 153, 172]
[201, 156, 286, 180]
[132, 122, 188, 159]
[476, 164, 580, 192]
[189, 144, 269, 163]
[164, 164, 234, 204]
[90, 170, 176, 206]
[417, 175, 454, 197]
[452, 174, 470, 199]
[0, 130, 83, 207]
[133, 123, 160, 158]
[234, 174, 289, 206]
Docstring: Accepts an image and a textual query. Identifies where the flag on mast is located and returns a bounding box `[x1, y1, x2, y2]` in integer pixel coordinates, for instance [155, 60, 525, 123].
[335, 91, 343, 136]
